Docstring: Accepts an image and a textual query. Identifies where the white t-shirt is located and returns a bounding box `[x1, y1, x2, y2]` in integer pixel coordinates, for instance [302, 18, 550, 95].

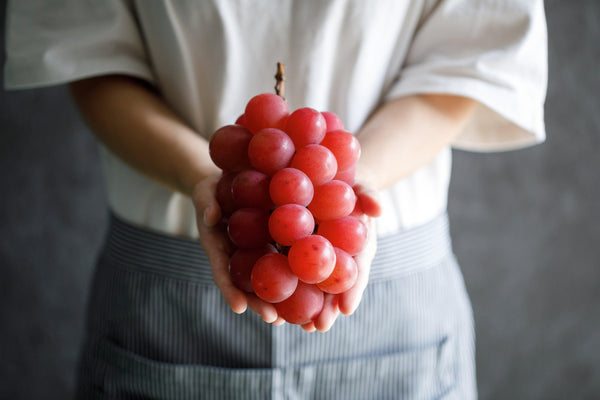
[4, 0, 547, 238]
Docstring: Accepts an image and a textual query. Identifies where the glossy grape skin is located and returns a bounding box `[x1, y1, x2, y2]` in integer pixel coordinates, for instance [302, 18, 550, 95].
[308, 180, 356, 221]
[285, 107, 327, 148]
[244, 93, 289, 134]
[319, 130, 361, 172]
[274, 282, 325, 325]
[231, 170, 273, 209]
[321, 111, 344, 132]
[229, 244, 277, 293]
[316, 216, 367, 256]
[290, 144, 338, 186]
[216, 171, 238, 217]
[227, 208, 271, 248]
[288, 235, 336, 284]
[317, 248, 358, 294]
[268, 204, 315, 246]
[209, 125, 253, 171]
[251, 253, 298, 303]
[269, 168, 314, 207]
[248, 128, 295, 176]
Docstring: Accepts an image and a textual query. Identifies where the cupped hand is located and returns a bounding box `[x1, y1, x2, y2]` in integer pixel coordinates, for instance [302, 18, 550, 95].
[303, 182, 381, 332]
[192, 173, 283, 324]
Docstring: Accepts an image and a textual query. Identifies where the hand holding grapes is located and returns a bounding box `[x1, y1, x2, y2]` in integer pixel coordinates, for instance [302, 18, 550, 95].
[191, 174, 284, 325]
[302, 188, 380, 332]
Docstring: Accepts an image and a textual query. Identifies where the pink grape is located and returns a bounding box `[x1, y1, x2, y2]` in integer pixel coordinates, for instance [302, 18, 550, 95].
[317, 216, 367, 256]
[227, 208, 271, 248]
[251, 253, 298, 303]
[216, 171, 238, 217]
[321, 111, 344, 132]
[275, 282, 324, 325]
[209, 125, 253, 171]
[268, 204, 315, 246]
[269, 168, 314, 206]
[244, 93, 289, 134]
[284, 107, 327, 148]
[248, 128, 295, 176]
[231, 170, 273, 209]
[317, 248, 358, 294]
[290, 144, 337, 186]
[333, 166, 356, 186]
[288, 235, 336, 284]
[319, 130, 361, 171]
[308, 180, 356, 221]
[229, 244, 277, 293]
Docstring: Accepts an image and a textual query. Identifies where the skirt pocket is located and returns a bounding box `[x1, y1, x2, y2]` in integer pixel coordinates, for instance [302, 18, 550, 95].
[95, 334, 455, 400]
[98, 337, 273, 400]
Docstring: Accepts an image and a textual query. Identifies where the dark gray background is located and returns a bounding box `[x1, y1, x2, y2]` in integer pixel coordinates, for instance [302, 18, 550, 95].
[1, 1, 598, 399]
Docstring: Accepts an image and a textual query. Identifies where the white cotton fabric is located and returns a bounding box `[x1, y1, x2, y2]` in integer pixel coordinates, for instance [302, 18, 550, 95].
[4, 0, 547, 237]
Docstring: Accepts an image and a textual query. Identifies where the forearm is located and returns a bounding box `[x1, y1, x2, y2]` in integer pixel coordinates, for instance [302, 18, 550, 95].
[69, 75, 219, 196]
[356, 94, 477, 190]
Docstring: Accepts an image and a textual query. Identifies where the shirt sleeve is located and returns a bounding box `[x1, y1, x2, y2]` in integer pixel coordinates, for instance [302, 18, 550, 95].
[4, 0, 155, 90]
[385, 0, 547, 152]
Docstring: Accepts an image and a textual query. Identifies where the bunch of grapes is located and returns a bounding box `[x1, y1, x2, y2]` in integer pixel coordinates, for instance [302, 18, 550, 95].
[209, 93, 370, 325]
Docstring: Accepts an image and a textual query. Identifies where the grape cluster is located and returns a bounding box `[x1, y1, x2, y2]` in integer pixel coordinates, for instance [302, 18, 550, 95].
[209, 93, 369, 325]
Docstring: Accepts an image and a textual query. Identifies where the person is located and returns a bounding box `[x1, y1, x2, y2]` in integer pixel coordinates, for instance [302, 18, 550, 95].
[4, 0, 547, 398]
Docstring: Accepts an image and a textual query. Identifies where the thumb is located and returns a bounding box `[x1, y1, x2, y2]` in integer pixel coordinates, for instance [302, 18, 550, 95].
[192, 174, 223, 227]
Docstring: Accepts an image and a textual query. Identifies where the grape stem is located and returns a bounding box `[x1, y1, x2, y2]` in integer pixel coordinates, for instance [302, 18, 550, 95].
[275, 62, 285, 99]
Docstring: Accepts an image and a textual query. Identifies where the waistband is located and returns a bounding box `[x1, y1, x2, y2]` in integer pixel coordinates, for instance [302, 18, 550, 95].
[103, 212, 452, 284]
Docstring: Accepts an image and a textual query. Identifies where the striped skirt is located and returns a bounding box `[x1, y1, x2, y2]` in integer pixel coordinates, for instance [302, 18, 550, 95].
[76, 212, 477, 399]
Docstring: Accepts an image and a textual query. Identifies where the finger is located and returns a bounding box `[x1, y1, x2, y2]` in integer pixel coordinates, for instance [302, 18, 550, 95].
[247, 294, 278, 323]
[314, 294, 340, 332]
[192, 174, 223, 227]
[338, 275, 368, 315]
[353, 184, 382, 218]
[301, 322, 316, 332]
[339, 220, 375, 315]
[200, 226, 247, 314]
[272, 317, 286, 326]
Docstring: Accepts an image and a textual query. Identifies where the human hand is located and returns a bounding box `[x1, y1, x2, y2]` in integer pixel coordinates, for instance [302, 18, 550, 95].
[192, 174, 285, 325]
[301, 183, 381, 332]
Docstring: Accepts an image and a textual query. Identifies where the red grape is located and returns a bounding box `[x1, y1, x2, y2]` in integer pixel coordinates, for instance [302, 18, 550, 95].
[317, 216, 367, 256]
[269, 168, 314, 206]
[229, 244, 277, 293]
[209, 125, 253, 171]
[284, 107, 327, 148]
[321, 111, 344, 132]
[288, 235, 336, 284]
[308, 180, 356, 221]
[275, 282, 324, 324]
[333, 166, 356, 186]
[232, 170, 273, 209]
[319, 130, 361, 171]
[268, 204, 315, 246]
[235, 114, 246, 126]
[227, 208, 271, 248]
[290, 144, 337, 186]
[317, 248, 358, 294]
[216, 171, 238, 217]
[251, 253, 298, 303]
[244, 93, 289, 134]
[248, 128, 295, 176]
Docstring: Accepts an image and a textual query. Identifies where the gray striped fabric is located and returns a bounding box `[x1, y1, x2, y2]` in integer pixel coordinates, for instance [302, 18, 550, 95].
[76, 212, 476, 399]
